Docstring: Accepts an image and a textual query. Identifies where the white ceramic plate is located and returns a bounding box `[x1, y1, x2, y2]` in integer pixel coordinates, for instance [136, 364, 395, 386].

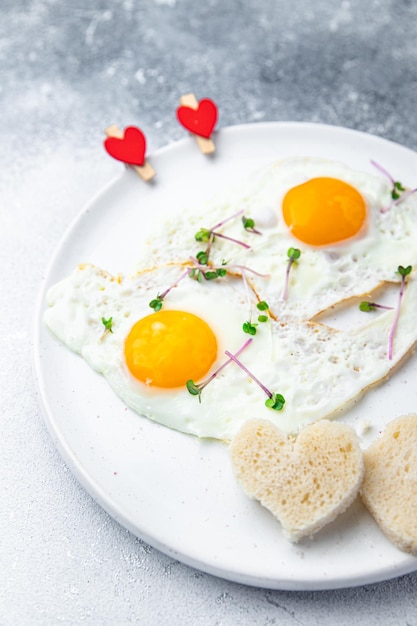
[33, 122, 417, 590]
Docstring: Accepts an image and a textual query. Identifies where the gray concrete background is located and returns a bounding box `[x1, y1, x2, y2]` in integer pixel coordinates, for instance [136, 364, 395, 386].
[2, 0, 417, 624]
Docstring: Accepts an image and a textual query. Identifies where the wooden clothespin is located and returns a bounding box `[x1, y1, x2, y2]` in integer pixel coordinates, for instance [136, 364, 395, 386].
[104, 125, 156, 182]
[177, 93, 218, 155]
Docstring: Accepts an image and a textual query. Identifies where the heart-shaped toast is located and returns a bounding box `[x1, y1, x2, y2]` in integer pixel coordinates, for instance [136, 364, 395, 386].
[230, 419, 364, 541]
[360, 414, 417, 555]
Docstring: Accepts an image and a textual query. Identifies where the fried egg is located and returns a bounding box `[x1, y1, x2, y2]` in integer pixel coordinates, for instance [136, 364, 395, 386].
[136, 157, 417, 322]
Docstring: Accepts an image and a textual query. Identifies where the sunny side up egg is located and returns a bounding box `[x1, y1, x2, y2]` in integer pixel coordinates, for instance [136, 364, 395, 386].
[137, 157, 417, 322]
[44, 157, 417, 440]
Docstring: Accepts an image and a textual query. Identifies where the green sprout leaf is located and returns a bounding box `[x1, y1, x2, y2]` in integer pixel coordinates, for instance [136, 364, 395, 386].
[256, 300, 269, 311]
[186, 379, 202, 401]
[203, 267, 227, 280]
[243, 321, 257, 335]
[149, 297, 163, 312]
[204, 270, 220, 280]
[398, 264, 412, 277]
[287, 247, 301, 261]
[101, 316, 114, 333]
[195, 228, 211, 243]
[189, 268, 203, 282]
[242, 216, 255, 230]
[241, 215, 262, 235]
[265, 393, 286, 411]
[196, 250, 209, 265]
[359, 301, 377, 312]
[392, 181, 406, 199]
[258, 314, 268, 323]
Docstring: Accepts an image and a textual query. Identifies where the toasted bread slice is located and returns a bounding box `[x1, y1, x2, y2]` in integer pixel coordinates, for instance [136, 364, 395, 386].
[230, 418, 364, 542]
[360, 414, 417, 555]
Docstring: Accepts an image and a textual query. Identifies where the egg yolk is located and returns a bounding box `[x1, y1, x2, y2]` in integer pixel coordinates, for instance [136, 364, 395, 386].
[124, 310, 217, 388]
[282, 177, 367, 246]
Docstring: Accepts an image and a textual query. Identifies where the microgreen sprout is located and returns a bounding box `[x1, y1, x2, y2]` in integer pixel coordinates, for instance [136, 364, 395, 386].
[101, 316, 114, 335]
[194, 209, 251, 264]
[242, 215, 262, 235]
[282, 247, 301, 300]
[370, 160, 417, 212]
[265, 393, 286, 410]
[149, 267, 191, 310]
[224, 349, 285, 411]
[186, 338, 252, 402]
[359, 301, 394, 312]
[149, 297, 164, 312]
[388, 265, 412, 360]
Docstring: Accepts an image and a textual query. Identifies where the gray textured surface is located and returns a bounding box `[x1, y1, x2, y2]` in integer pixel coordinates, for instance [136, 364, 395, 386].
[2, 0, 417, 624]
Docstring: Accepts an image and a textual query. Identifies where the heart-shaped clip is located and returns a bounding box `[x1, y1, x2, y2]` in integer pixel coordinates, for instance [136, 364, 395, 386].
[177, 94, 218, 154]
[104, 125, 156, 181]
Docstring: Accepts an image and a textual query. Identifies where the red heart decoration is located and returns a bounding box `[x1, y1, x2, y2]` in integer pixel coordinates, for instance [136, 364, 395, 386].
[176, 98, 218, 139]
[104, 126, 146, 166]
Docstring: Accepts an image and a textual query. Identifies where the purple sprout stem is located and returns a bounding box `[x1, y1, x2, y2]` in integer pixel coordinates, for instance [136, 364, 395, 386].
[200, 338, 253, 390]
[371, 159, 417, 213]
[282, 258, 293, 301]
[228, 264, 270, 278]
[204, 209, 250, 250]
[246, 225, 263, 235]
[224, 349, 272, 399]
[158, 267, 191, 299]
[211, 231, 251, 249]
[205, 231, 215, 258]
[370, 159, 395, 185]
[209, 209, 244, 231]
[388, 275, 406, 360]
[370, 303, 394, 310]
